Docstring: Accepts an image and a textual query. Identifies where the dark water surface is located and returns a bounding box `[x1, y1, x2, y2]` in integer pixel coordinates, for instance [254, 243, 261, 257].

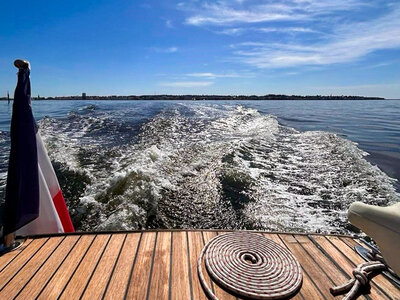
[1, 100, 399, 234]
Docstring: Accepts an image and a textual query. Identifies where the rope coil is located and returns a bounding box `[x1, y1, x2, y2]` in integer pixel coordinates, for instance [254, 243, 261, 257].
[198, 232, 303, 299]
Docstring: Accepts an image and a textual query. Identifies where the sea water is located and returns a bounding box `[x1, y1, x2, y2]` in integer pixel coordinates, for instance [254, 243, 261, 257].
[0, 100, 399, 234]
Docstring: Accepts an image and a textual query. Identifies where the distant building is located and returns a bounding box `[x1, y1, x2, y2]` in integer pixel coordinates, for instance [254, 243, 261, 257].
[82, 93, 86, 100]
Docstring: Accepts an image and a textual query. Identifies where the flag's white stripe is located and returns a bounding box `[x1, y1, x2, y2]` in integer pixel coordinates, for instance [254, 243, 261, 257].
[16, 164, 64, 235]
[36, 133, 60, 198]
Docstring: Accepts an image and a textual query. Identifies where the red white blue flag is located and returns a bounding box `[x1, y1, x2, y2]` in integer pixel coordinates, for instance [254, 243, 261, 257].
[3, 65, 74, 236]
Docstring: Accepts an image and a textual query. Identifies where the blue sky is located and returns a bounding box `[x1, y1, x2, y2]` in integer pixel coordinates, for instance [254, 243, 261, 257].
[0, 0, 399, 98]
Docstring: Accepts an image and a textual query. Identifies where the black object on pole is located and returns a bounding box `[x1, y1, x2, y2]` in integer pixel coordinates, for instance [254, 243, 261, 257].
[2, 60, 39, 237]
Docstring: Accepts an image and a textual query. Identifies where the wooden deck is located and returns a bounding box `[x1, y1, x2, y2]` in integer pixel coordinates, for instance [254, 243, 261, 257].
[0, 230, 399, 299]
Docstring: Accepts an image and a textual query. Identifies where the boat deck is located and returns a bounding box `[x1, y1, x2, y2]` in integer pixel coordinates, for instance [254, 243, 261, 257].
[0, 230, 399, 299]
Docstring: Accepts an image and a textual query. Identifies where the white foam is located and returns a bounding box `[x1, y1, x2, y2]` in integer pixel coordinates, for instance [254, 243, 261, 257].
[36, 104, 400, 233]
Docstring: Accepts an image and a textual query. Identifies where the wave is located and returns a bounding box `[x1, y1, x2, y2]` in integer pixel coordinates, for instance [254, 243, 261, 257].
[3, 104, 399, 234]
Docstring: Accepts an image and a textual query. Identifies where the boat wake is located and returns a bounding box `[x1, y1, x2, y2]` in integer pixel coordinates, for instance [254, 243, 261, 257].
[1, 103, 399, 234]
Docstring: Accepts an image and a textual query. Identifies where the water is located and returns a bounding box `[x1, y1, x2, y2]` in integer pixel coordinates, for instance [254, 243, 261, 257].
[1, 100, 399, 234]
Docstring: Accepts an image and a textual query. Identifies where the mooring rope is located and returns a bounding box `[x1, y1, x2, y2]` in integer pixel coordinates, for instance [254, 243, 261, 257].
[330, 261, 387, 300]
[197, 232, 303, 300]
[366, 249, 385, 263]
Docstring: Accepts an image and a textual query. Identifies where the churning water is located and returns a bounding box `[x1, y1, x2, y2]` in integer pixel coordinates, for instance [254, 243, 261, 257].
[1, 100, 399, 234]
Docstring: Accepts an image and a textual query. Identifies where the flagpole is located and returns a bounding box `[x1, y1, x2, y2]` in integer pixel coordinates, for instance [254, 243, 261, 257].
[1, 232, 23, 254]
[3, 232, 15, 247]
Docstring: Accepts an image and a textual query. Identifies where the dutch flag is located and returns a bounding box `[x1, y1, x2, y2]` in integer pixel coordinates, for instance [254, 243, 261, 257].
[3, 60, 74, 237]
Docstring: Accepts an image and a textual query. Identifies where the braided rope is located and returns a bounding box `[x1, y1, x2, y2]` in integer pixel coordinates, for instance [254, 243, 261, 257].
[330, 261, 387, 300]
[197, 232, 303, 299]
[364, 247, 399, 282]
[366, 249, 384, 263]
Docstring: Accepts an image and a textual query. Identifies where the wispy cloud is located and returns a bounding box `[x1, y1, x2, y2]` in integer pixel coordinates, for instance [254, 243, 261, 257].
[257, 27, 317, 34]
[217, 28, 246, 36]
[152, 46, 178, 53]
[165, 19, 174, 29]
[159, 81, 214, 87]
[360, 61, 399, 69]
[177, 1, 400, 73]
[186, 72, 244, 78]
[217, 26, 317, 36]
[232, 7, 400, 68]
[183, 0, 366, 26]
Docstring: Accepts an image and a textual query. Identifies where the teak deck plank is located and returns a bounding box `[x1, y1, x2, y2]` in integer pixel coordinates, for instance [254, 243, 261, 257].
[0, 238, 33, 272]
[264, 233, 318, 300]
[59, 234, 110, 300]
[170, 231, 192, 300]
[0, 238, 48, 291]
[279, 234, 336, 300]
[0, 236, 63, 299]
[103, 233, 141, 300]
[37, 235, 95, 300]
[294, 235, 370, 300]
[147, 231, 171, 300]
[125, 231, 156, 299]
[294, 235, 349, 286]
[15, 235, 80, 300]
[1, 230, 397, 299]
[81, 234, 126, 300]
[188, 231, 208, 300]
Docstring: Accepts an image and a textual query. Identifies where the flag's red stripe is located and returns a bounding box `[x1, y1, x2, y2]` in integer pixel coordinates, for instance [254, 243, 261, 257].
[52, 190, 75, 232]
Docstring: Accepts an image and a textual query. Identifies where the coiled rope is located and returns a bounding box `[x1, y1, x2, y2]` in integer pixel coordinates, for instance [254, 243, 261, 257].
[197, 232, 303, 299]
[330, 261, 387, 300]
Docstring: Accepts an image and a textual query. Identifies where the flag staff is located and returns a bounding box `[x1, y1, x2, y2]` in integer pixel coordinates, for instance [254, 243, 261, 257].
[3, 233, 16, 248]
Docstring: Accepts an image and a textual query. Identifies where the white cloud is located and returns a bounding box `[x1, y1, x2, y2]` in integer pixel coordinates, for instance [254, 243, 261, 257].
[217, 28, 246, 35]
[183, 0, 366, 26]
[257, 27, 316, 33]
[160, 81, 214, 87]
[186, 6, 300, 26]
[217, 26, 317, 36]
[186, 72, 243, 78]
[165, 20, 174, 29]
[232, 7, 400, 68]
[178, 1, 400, 70]
[361, 61, 398, 69]
[164, 47, 178, 53]
[152, 47, 178, 53]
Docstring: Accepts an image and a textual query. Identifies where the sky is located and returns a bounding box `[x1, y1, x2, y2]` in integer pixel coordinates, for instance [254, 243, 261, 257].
[0, 0, 399, 98]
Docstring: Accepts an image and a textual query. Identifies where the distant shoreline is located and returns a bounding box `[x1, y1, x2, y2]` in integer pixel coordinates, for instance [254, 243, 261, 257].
[0, 94, 386, 101]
